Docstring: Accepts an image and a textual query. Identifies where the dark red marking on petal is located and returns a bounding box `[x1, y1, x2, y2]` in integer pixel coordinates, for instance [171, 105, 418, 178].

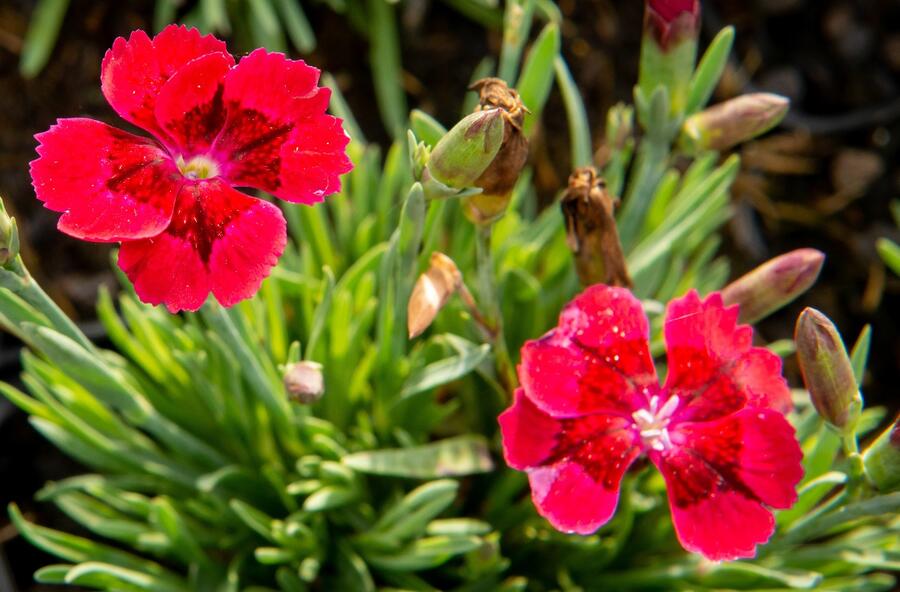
[213, 48, 352, 203]
[650, 409, 802, 560]
[518, 285, 658, 418]
[101, 25, 233, 140]
[526, 416, 640, 534]
[118, 179, 286, 312]
[31, 118, 181, 242]
[663, 290, 791, 422]
[154, 52, 231, 155]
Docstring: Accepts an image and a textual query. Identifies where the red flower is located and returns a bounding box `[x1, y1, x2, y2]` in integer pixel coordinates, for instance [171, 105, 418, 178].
[30, 25, 352, 312]
[648, 0, 698, 23]
[644, 0, 700, 49]
[499, 286, 803, 561]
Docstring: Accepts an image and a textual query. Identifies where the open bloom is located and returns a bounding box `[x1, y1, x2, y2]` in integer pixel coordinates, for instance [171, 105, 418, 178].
[499, 286, 803, 561]
[31, 25, 351, 312]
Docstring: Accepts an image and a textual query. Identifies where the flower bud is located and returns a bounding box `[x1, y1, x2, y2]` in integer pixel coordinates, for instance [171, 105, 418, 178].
[561, 167, 632, 288]
[645, 0, 701, 49]
[862, 415, 900, 492]
[638, 0, 700, 118]
[681, 93, 789, 152]
[722, 248, 825, 324]
[424, 109, 504, 193]
[463, 78, 530, 225]
[795, 308, 862, 432]
[408, 252, 463, 339]
[0, 198, 20, 267]
[284, 361, 325, 404]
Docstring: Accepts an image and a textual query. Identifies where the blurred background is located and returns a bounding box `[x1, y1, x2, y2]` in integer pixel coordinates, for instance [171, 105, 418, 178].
[1, 0, 898, 589]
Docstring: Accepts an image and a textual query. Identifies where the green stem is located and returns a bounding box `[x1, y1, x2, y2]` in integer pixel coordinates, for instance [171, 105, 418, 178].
[475, 224, 516, 397]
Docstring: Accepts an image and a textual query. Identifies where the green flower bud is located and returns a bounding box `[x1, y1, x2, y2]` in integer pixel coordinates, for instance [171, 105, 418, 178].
[0, 198, 20, 267]
[680, 93, 789, 152]
[284, 361, 325, 405]
[795, 308, 863, 432]
[722, 248, 825, 324]
[863, 415, 900, 492]
[424, 109, 504, 193]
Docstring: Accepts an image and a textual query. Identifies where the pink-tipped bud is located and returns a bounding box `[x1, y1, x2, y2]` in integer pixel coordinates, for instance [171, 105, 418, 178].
[645, 0, 700, 49]
[863, 415, 900, 492]
[284, 361, 325, 404]
[722, 248, 825, 324]
[681, 93, 790, 152]
[795, 308, 862, 431]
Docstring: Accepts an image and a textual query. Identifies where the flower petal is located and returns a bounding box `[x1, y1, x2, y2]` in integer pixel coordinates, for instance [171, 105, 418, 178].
[212, 49, 352, 204]
[499, 388, 565, 470]
[31, 118, 180, 241]
[651, 409, 803, 560]
[101, 25, 233, 139]
[154, 52, 231, 155]
[663, 290, 791, 422]
[527, 416, 640, 534]
[118, 179, 286, 312]
[519, 284, 657, 417]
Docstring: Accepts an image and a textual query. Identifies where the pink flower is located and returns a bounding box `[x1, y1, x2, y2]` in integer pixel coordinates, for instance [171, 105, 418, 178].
[644, 0, 700, 49]
[499, 286, 803, 561]
[30, 25, 352, 312]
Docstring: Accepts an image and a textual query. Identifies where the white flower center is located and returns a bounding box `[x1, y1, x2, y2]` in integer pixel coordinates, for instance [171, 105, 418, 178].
[177, 155, 219, 180]
[632, 395, 680, 452]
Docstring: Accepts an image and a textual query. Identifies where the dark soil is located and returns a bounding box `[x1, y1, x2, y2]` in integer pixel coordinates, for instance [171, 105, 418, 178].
[1, 0, 898, 590]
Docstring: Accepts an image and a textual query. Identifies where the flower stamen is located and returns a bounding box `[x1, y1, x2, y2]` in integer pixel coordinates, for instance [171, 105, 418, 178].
[633, 395, 680, 451]
[177, 155, 219, 180]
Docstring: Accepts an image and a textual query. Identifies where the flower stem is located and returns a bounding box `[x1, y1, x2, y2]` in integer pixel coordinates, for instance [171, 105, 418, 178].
[616, 132, 670, 251]
[474, 223, 516, 396]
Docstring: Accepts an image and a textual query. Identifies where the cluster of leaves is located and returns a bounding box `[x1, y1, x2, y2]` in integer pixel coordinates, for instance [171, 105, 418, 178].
[3, 2, 898, 591]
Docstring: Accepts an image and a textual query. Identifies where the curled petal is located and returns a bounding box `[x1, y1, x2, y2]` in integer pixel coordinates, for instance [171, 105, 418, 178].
[651, 409, 803, 560]
[519, 284, 657, 418]
[31, 119, 180, 242]
[102, 25, 233, 138]
[213, 49, 352, 203]
[118, 179, 286, 312]
[154, 52, 231, 155]
[664, 290, 791, 422]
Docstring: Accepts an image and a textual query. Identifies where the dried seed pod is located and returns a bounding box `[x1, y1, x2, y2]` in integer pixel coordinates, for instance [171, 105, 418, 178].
[408, 252, 463, 338]
[561, 167, 632, 288]
[463, 78, 530, 225]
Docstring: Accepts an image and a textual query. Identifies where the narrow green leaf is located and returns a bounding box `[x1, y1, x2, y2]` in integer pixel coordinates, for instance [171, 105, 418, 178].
[849, 324, 871, 386]
[364, 535, 482, 571]
[368, 0, 407, 137]
[685, 26, 735, 115]
[876, 237, 900, 276]
[554, 56, 592, 168]
[410, 110, 447, 148]
[248, 0, 287, 51]
[399, 343, 490, 400]
[516, 23, 559, 135]
[498, 0, 535, 83]
[342, 435, 493, 478]
[19, 0, 70, 78]
[303, 485, 359, 512]
[273, 0, 316, 53]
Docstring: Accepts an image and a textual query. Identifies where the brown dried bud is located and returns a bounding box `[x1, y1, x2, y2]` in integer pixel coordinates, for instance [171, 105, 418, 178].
[561, 167, 632, 288]
[464, 78, 530, 225]
[284, 361, 325, 404]
[722, 248, 825, 324]
[408, 252, 463, 339]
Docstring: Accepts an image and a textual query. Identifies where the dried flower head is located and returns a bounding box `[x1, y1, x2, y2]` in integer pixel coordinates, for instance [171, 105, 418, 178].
[408, 252, 464, 339]
[561, 167, 632, 288]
